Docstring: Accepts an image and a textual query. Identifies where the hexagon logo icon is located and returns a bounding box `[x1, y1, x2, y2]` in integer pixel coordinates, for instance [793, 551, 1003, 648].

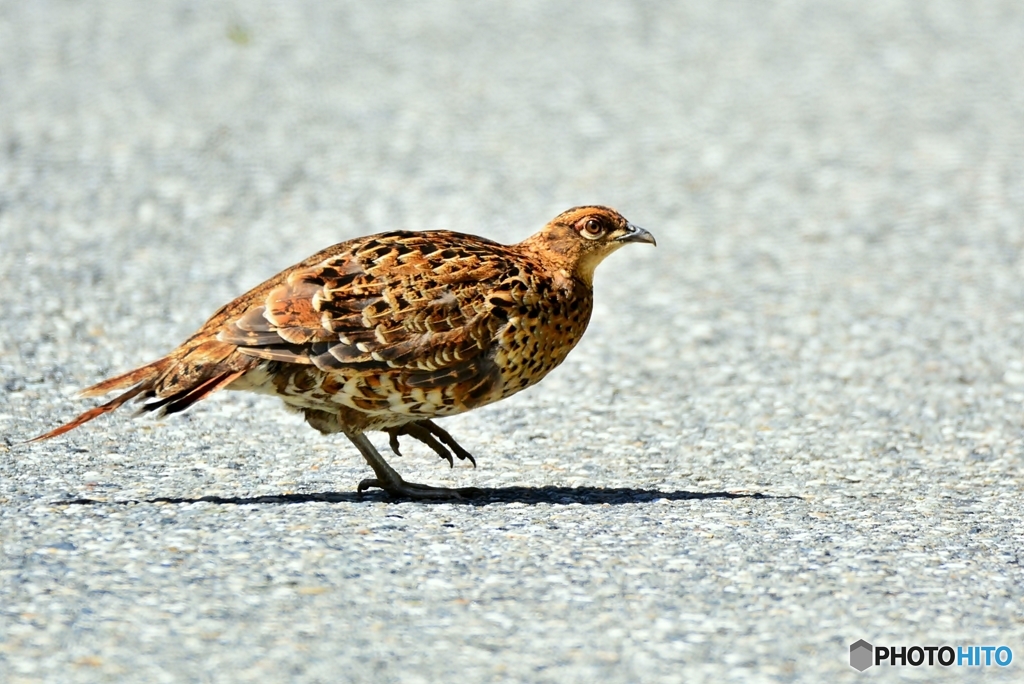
[850, 639, 873, 671]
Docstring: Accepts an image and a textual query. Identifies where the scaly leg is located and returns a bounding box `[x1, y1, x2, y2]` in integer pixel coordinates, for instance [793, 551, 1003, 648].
[345, 430, 470, 500]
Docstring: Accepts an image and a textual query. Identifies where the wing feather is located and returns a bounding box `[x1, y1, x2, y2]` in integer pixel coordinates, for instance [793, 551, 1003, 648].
[216, 232, 526, 391]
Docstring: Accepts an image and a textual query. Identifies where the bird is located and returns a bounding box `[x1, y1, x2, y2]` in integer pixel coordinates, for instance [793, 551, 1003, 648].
[31, 206, 656, 499]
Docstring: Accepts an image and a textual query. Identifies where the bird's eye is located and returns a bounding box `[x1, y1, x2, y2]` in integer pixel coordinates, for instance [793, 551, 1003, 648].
[579, 218, 605, 240]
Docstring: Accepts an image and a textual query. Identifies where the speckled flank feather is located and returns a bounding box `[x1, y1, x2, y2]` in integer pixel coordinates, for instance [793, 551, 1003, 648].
[33, 206, 655, 498]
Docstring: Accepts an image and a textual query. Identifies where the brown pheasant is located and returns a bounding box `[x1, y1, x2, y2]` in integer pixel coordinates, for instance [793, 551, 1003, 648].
[32, 206, 655, 499]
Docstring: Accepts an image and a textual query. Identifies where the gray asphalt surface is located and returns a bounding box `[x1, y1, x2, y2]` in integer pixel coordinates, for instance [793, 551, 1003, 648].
[3, 1, 1024, 682]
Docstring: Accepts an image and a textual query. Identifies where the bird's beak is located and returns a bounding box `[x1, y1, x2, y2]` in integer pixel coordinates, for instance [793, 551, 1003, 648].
[616, 223, 657, 246]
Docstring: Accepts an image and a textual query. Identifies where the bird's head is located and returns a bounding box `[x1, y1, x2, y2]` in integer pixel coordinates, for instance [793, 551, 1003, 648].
[522, 206, 656, 286]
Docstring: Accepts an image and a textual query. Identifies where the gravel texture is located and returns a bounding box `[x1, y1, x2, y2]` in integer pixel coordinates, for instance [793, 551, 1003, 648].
[3, 1, 1024, 682]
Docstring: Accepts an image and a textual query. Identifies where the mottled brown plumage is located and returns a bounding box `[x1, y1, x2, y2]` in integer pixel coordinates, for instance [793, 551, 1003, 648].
[33, 206, 655, 499]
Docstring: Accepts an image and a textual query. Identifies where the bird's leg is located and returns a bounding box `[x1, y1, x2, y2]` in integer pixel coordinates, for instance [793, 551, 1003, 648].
[345, 430, 469, 500]
[384, 420, 477, 467]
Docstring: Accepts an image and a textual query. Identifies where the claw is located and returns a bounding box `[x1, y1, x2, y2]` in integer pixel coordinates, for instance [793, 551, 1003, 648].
[419, 420, 476, 467]
[388, 430, 403, 457]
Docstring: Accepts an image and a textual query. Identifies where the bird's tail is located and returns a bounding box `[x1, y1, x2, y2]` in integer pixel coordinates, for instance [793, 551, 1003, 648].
[29, 340, 253, 442]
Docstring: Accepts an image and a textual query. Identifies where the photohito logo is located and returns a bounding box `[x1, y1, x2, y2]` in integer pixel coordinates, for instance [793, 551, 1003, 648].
[849, 640, 1012, 671]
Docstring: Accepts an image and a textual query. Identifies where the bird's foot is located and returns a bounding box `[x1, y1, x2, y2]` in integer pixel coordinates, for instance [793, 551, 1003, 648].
[347, 430, 479, 500]
[385, 420, 477, 468]
[357, 475, 476, 501]
[423, 420, 477, 467]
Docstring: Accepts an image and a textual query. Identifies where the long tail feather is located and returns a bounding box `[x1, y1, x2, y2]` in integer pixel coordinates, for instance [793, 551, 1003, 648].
[78, 358, 172, 398]
[29, 339, 255, 442]
[141, 370, 246, 416]
[27, 384, 150, 442]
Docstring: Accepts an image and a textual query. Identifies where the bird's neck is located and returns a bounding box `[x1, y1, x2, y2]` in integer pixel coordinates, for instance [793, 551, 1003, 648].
[517, 235, 603, 290]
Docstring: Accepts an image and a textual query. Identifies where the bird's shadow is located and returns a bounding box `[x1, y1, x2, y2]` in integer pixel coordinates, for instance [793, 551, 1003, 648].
[55, 486, 800, 507]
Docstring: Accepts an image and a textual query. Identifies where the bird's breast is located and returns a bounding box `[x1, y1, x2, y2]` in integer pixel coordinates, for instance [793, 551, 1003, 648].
[490, 285, 594, 399]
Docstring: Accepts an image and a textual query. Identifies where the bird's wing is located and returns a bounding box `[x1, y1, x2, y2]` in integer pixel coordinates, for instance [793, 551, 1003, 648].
[217, 231, 528, 392]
